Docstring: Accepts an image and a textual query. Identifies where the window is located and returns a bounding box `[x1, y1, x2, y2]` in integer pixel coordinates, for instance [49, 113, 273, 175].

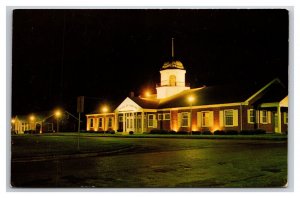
[181, 112, 189, 127]
[137, 115, 142, 128]
[261, 110, 267, 124]
[90, 118, 94, 128]
[108, 117, 113, 128]
[248, 109, 255, 123]
[148, 114, 154, 127]
[163, 113, 170, 120]
[158, 114, 163, 120]
[224, 110, 233, 126]
[169, 75, 176, 86]
[201, 112, 210, 127]
[118, 115, 123, 122]
[98, 118, 103, 128]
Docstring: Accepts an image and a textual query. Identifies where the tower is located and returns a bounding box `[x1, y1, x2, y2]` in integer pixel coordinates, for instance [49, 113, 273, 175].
[156, 38, 190, 99]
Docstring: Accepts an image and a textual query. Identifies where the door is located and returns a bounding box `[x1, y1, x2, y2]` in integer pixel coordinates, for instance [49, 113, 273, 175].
[125, 113, 135, 132]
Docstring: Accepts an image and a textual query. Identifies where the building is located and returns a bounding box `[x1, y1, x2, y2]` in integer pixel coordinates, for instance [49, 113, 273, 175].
[86, 42, 288, 134]
[11, 111, 79, 134]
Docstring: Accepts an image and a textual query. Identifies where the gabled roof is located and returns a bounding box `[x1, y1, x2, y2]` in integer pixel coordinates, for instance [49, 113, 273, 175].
[129, 96, 159, 109]
[158, 78, 287, 108]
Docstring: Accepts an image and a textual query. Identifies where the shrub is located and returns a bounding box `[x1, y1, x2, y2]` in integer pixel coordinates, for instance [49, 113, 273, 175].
[150, 129, 169, 134]
[109, 130, 115, 134]
[129, 131, 134, 135]
[202, 130, 213, 135]
[177, 131, 189, 135]
[225, 130, 238, 135]
[169, 130, 177, 135]
[214, 130, 226, 135]
[255, 129, 266, 135]
[191, 131, 202, 135]
[117, 129, 123, 132]
[240, 129, 266, 135]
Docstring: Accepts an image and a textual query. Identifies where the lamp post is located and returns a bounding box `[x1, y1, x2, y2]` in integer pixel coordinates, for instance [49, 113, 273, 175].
[188, 96, 195, 135]
[55, 110, 61, 133]
[102, 106, 108, 131]
[29, 115, 35, 132]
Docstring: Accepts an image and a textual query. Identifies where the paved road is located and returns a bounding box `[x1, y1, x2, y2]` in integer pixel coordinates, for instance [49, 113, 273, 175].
[11, 138, 287, 188]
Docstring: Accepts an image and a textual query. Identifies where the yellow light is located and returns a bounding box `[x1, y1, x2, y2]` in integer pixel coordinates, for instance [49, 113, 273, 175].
[29, 115, 35, 121]
[55, 110, 61, 117]
[188, 95, 195, 103]
[11, 119, 15, 124]
[145, 91, 151, 97]
[102, 106, 108, 113]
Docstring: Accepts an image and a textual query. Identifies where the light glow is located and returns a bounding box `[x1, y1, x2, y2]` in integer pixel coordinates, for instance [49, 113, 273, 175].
[11, 119, 15, 124]
[102, 106, 108, 113]
[29, 115, 35, 121]
[145, 91, 151, 97]
[55, 110, 61, 118]
[188, 95, 195, 103]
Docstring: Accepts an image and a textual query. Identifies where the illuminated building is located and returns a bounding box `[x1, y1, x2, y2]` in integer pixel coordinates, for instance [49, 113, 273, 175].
[86, 40, 288, 134]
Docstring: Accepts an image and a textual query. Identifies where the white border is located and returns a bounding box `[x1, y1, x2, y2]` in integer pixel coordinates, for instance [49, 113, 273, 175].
[2, 1, 298, 197]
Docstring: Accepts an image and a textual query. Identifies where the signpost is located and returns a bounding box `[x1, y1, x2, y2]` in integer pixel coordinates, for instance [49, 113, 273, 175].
[77, 96, 84, 151]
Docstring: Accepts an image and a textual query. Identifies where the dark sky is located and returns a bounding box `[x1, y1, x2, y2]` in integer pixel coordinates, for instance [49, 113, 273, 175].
[12, 9, 288, 115]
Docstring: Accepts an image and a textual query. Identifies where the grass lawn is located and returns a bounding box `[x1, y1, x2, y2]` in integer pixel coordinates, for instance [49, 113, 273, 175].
[11, 134, 132, 158]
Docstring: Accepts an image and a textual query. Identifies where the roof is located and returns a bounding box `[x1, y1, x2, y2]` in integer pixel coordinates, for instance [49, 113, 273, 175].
[251, 80, 287, 105]
[158, 78, 287, 108]
[129, 96, 159, 109]
[161, 60, 185, 70]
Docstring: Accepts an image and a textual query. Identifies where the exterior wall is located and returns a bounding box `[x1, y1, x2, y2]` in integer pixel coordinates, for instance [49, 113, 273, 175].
[86, 114, 115, 132]
[156, 86, 190, 99]
[160, 69, 186, 87]
[86, 106, 288, 134]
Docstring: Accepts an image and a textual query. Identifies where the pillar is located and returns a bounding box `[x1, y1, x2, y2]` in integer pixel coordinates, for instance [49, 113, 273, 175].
[141, 111, 144, 133]
[277, 106, 282, 133]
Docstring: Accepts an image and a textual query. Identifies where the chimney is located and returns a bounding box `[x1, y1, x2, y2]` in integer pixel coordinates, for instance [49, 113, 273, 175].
[129, 91, 134, 98]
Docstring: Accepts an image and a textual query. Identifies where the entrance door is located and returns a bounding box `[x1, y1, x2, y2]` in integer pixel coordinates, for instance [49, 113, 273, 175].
[125, 113, 135, 132]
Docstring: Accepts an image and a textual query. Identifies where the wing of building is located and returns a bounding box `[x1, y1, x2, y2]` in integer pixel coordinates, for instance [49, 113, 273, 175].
[86, 47, 288, 134]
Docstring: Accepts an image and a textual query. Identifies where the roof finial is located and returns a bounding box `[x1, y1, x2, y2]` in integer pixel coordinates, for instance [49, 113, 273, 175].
[171, 38, 174, 59]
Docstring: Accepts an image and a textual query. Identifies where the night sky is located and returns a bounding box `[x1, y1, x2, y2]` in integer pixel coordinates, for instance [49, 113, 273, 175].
[12, 9, 288, 115]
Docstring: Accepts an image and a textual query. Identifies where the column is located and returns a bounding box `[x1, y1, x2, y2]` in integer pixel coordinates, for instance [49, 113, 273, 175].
[123, 113, 125, 132]
[277, 106, 282, 133]
[114, 113, 117, 131]
[141, 111, 144, 133]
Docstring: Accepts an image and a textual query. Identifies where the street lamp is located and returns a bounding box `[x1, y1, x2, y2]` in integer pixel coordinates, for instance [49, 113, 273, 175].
[55, 110, 61, 132]
[145, 90, 151, 98]
[188, 96, 195, 135]
[29, 115, 35, 131]
[101, 106, 108, 131]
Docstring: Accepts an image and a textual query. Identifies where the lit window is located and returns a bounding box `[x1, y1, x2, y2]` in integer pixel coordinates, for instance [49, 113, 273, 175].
[201, 112, 210, 127]
[90, 118, 94, 128]
[98, 118, 103, 128]
[181, 112, 189, 127]
[158, 114, 163, 120]
[224, 110, 233, 126]
[163, 113, 170, 120]
[118, 115, 123, 122]
[108, 117, 113, 128]
[148, 114, 154, 127]
[284, 112, 288, 124]
[261, 110, 267, 124]
[248, 109, 255, 123]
